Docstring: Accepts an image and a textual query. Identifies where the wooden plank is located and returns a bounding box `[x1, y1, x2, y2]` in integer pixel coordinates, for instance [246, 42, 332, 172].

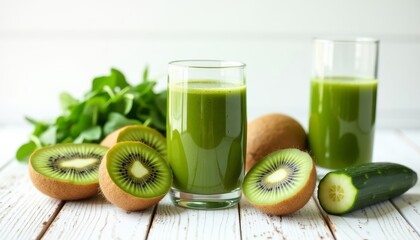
[391, 130, 420, 234]
[392, 194, 420, 235]
[147, 195, 240, 240]
[0, 161, 62, 240]
[1, 128, 419, 240]
[42, 195, 154, 240]
[239, 196, 333, 239]
[319, 200, 419, 240]
[315, 130, 420, 240]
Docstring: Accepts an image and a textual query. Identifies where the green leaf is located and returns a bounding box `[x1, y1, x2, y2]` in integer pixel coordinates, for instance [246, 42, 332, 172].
[142, 66, 149, 82]
[111, 68, 129, 89]
[32, 123, 50, 137]
[74, 126, 102, 143]
[85, 95, 109, 109]
[29, 135, 43, 148]
[16, 67, 168, 162]
[101, 88, 130, 114]
[61, 137, 74, 143]
[92, 69, 129, 92]
[92, 76, 114, 92]
[68, 102, 86, 122]
[70, 114, 93, 138]
[25, 117, 51, 137]
[56, 116, 68, 128]
[107, 86, 130, 104]
[60, 92, 78, 111]
[16, 141, 37, 162]
[122, 93, 134, 115]
[155, 90, 167, 116]
[150, 109, 166, 131]
[39, 126, 57, 145]
[143, 118, 152, 126]
[84, 96, 108, 125]
[134, 81, 156, 96]
[55, 116, 71, 142]
[24, 116, 41, 125]
[103, 112, 141, 135]
[83, 90, 101, 100]
[82, 126, 102, 140]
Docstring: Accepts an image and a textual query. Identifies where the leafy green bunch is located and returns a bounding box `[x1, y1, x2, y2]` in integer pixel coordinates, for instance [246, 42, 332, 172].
[16, 67, 167, 162]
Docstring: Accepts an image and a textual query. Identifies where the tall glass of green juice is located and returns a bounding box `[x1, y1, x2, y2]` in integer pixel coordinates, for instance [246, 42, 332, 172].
[309, 38, 379, 170]
[167, 60, 246, 209]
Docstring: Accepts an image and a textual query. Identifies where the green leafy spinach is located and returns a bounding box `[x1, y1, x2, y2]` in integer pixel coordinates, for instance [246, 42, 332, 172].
[16, 67, 167, 162]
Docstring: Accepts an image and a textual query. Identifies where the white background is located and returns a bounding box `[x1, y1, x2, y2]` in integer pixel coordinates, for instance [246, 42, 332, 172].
[1, 0, 419, 128]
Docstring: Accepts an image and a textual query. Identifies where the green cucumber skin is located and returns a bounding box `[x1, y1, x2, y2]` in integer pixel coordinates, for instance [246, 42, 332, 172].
[319, 162, 417, 214]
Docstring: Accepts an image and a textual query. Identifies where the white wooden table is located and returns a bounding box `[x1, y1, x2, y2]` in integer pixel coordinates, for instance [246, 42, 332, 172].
[1, 125, 420, 240]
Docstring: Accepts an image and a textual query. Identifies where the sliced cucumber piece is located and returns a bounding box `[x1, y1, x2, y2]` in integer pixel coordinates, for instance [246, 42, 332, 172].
[318, 173, 358, 214]
[318, 162, 417, 215]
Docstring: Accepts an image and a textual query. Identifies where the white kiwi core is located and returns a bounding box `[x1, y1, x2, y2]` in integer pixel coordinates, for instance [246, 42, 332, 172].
[130, 161, 149, 178]
[59, 158, 99, 169]
[265, 168, 291, 185]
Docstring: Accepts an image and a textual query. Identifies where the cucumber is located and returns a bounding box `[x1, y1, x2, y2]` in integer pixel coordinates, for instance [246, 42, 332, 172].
[317, 162, 417, 215]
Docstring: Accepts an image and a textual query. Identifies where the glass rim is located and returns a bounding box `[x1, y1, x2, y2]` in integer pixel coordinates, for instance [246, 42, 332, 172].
[169, 60, 246, 69]
[313, 37, 379, 44]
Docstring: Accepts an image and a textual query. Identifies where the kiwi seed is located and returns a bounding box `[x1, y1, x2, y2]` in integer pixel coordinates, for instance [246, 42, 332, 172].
[101, 125, 167, 159]
[29, 143, 108, 200]
[243, 148, 316, 215]
[99, 141, 172, 211]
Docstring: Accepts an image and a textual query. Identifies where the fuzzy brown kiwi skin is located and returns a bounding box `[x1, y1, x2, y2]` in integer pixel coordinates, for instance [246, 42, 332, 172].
[29, 159, 99, 200]
[246, 113, 307, 173]
[100, 127, 125, 148]
[246, 159, 317, 216]
[98, 142, 166, 211]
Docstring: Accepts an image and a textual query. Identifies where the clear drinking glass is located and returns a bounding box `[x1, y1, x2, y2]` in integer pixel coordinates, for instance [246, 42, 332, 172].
[308, 38, 379, 171]
[167, 60, 247, 209]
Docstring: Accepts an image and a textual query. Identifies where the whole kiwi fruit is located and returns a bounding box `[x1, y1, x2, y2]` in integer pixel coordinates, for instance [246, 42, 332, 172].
[99, 141, 172, 211]
[246, 113, 307, 172]
[243, 148, 316, 215]
[29, 143, 108, 200]
[100, 125, 167, 159]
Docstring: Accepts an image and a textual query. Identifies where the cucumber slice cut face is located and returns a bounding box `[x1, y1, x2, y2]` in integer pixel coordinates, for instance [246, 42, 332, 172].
[318, 173, 358, 214]
[318, 162, 417, 215]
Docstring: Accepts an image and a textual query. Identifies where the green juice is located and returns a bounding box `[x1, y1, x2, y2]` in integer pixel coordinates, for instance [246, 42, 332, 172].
[167, 80, 247, 194]
[309, 77, 377, 169]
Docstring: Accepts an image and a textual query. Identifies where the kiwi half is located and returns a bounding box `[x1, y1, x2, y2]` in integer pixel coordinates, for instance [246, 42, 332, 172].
[99, 141, 172, 211]
[243, 148, 316, 215]
[29, 143, 108, 200]
[101, 125, 167, 159]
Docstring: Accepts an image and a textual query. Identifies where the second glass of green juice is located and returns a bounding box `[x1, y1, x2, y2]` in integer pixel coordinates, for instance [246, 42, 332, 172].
[167, 60, 247, 210]
[309, 38, 379, 170]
